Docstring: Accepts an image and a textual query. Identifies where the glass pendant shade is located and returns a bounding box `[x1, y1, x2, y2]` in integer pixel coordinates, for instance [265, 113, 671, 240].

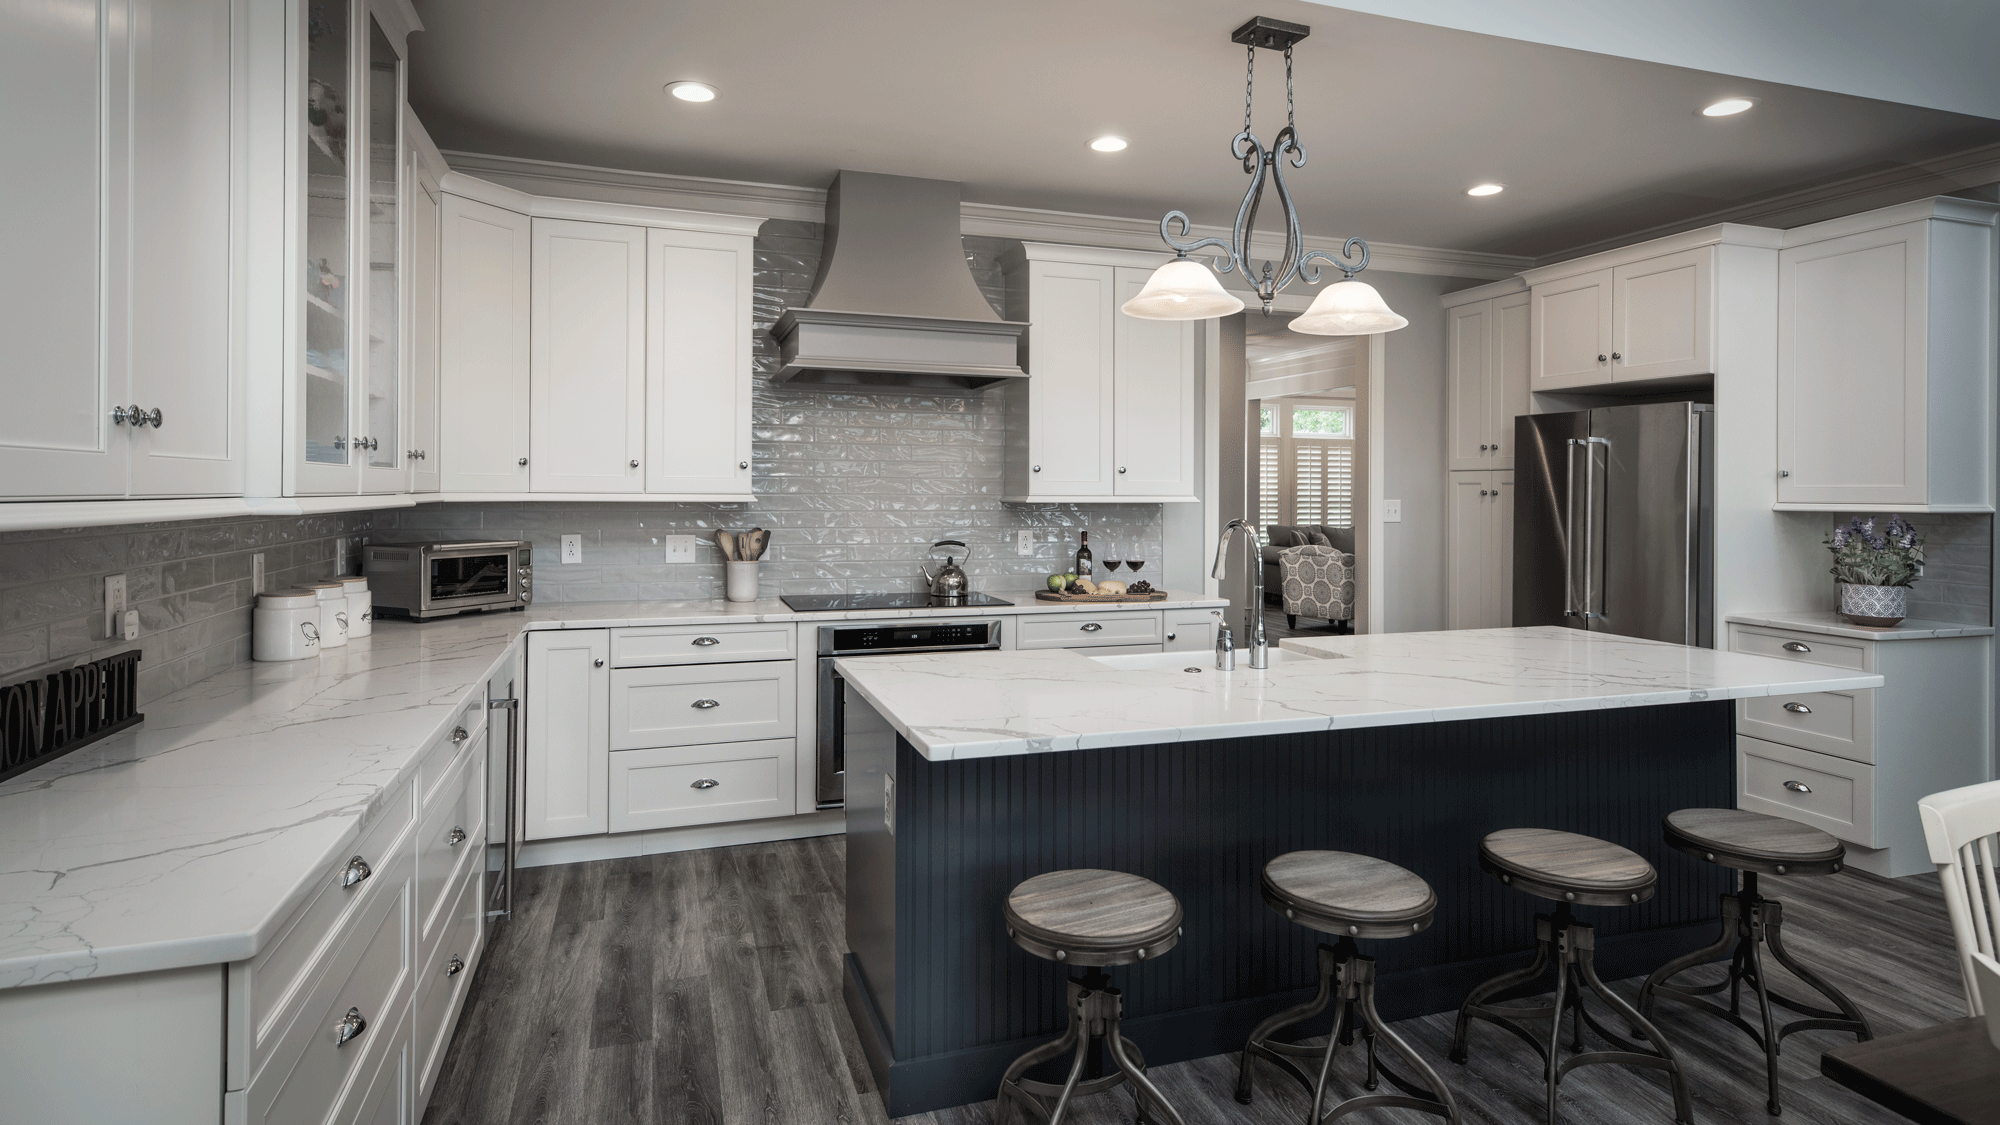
[1120, 258, 1246, 320]
[1288, 279, 1409, 335]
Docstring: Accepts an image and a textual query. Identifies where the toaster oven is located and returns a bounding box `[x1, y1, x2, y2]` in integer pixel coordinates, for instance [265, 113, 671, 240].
[365, 541, 532, 620]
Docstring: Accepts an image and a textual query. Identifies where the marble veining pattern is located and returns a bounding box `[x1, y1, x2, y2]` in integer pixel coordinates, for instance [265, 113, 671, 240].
[833, 626, 1885, 762]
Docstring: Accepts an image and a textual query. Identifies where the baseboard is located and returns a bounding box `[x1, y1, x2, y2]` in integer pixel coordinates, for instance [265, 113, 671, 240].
[514, 810, 844, 869]
[855, 919, 1723, 1118]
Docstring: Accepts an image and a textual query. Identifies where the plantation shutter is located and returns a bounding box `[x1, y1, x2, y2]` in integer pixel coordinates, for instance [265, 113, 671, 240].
[1259, 442, 1282, 527]
[1290, 440, 1353, 527]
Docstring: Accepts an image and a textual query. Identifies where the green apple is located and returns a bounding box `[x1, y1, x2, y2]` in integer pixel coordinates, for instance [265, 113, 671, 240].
[1046, 573, 1067, 591]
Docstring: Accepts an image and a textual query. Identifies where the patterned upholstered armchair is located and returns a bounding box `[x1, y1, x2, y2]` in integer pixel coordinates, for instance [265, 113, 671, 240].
[1278, 544, 1355, 631]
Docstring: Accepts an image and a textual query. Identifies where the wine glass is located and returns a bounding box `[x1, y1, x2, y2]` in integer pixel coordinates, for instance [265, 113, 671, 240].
[1125, 555, 1146, 575]
[1102, 540, 1124, 573]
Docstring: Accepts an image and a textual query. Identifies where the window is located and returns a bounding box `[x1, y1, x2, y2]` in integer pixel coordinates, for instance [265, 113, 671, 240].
[1292, 406, 1352, 438]
[1259, 406, 1277, 436]
[1260, 398, 1355, 528]
[1259, 443, 1281, 526]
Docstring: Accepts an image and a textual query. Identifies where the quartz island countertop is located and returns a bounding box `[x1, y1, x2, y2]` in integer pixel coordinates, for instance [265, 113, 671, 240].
[833, 625, 1886, 761]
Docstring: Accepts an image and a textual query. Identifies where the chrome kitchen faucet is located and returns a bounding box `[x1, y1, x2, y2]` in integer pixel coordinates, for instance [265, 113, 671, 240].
[1211, 519, 1267, 670]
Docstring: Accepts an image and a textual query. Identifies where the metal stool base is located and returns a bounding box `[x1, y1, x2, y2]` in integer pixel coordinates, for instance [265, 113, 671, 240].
[1236, 939, 1460, 1124]
[1637, 873, 1873, 1116]
[995, 971, 1188, 1125]
[1451, 906, 1694, 1125]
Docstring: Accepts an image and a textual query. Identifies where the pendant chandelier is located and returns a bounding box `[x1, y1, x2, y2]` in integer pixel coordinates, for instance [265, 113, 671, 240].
[1122, 17, 1408, 336]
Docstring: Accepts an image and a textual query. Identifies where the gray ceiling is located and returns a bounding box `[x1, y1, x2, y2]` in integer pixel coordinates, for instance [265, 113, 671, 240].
[406, 0, 2000, 261]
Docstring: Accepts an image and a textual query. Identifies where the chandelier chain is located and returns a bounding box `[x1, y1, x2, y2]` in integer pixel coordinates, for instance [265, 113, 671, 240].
[1284, 45, 1295, 131]
[1243, 42, 1255, 134]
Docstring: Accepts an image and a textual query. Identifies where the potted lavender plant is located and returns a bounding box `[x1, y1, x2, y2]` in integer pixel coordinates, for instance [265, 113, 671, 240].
[1825, 516, 1924, 626]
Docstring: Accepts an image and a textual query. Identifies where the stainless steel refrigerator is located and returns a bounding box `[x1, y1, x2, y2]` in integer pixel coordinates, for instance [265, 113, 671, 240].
[1513, 402, 1715, 646]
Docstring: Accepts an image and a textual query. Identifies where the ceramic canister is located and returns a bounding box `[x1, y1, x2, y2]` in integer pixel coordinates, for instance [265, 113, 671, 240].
[340, 576, 373, 638]
[310, 583, 350, 647]
[253, 590, 323, 661]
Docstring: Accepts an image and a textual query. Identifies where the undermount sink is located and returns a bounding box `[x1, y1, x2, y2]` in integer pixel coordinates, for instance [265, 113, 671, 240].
[1088, 647, 1317, 672]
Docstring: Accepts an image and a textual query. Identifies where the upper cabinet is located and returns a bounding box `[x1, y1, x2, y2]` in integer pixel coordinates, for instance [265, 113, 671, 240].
[1530, 245, 1714, 391]
[1000, 245, 1198, 503]
[0, 0, 241, 500]
[1445, 284, 1529, 471]
[436, 176, 762, 501]
[405, 112, 445, 494]
[1775, 198, 1998, 512]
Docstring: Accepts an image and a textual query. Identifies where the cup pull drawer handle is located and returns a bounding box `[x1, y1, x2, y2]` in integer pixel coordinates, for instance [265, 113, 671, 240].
[1080, 622, 1103, 632]
[447, 827, 467, 846]
[692, 698, 720, 709]
[335, 1007, 367, 1046]
[1782, 642, 1812, 653]
[341, 855, 372, 888]
[691, 636, 720, 646]
[1783, 780, 1813, 794]
[451, 726, 469, 743]
[691, 778, 720, 790]
[1782, 702, 1813, 715]
[446, 956, 465, 977]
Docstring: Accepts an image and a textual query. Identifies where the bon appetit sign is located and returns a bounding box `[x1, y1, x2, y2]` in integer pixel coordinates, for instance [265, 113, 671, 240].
[0, 649, 143, 784]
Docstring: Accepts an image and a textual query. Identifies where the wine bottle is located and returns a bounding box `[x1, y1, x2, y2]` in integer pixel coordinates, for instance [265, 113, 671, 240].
[1074, 530, 1093, 580]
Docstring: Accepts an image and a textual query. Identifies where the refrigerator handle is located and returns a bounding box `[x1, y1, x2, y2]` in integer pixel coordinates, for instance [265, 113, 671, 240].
[1579, 436, 1609, 621]
[1563, 439, 1580, 618]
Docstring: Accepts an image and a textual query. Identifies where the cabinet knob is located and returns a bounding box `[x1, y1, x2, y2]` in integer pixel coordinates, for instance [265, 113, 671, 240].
[739, 461, 749, 469]
[110, 405, 132, 425]
[1781, 642, 1812, 653]
[691, 778, 720, 789]
[593, 658, 605, 667]
[1778, 469, 1791, 478]
[1611, 352, 1622, 361]
[1167, 632, 1176, 641]
[1597, 354, 1608, 363]
[1492, 443, 1499, 452]
[1118, 466, 1127, 473]
[691, 698, 720, 709]
[447, 826, 467, 846]
[630, 459, 640, 468]
[518, 457, 528, 466]
[1782, 779, 1812, 794]
[335, 1007, 368, 1047]
[1032, 465, 1041, 472]
[1782, 702, 1813, 715]
[445, 956, 465, 977]
[1479, 444, 1488, 451]
[341, 855, 372, 888]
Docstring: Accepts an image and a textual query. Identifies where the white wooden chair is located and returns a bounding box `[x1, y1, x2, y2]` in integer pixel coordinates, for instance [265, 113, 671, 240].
[1919, 778, 2000, 1017]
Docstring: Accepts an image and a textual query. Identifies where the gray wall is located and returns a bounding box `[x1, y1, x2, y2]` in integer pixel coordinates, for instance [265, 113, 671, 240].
[1781, 511, 1992, 625]
[0, 514, 371, 704]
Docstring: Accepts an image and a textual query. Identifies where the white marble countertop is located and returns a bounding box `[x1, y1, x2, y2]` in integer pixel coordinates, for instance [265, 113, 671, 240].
[0, 592, 1226, 990]
[833, 626, 1886, 762]
[1725, 610, 1995, 642]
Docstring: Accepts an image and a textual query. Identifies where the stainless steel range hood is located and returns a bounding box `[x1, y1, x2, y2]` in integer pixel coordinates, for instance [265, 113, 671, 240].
[773, 171, 1027, 389]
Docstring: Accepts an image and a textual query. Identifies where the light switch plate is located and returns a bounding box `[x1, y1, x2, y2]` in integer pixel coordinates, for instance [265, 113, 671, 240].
[664, 535, 696, 564]
[252, 553, 265, 595]
[122, 609, 139, 641]
[103, 574, 126, 639]
[560, 534, 582, 564]
[1382, 499, 1403, 523]
[1016, 530, 1033, 556]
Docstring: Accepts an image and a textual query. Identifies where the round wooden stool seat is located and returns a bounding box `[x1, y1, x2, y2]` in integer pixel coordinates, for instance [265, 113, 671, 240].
[1004, 869, 1183, 967]
[1663, 808, 1844, 876]
[1479, 828, 1656, 907]
[1260, 850, 1437, 939]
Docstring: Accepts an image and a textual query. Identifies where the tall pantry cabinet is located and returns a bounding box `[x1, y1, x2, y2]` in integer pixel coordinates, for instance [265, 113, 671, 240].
[1442, 281, 1529, 628]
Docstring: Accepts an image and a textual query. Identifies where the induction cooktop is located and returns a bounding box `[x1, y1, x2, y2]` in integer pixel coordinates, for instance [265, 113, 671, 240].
[780, 592, 1016, 613]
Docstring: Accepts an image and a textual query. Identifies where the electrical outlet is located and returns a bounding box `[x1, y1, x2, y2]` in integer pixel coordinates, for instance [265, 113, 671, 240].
[122, 609, 139, 641]
[1016, 530, 1033, 556]
[103, 574, 126, 639]
[1382, 499, 1403, 524]
[252, 553, 265, 595]
[663, 535, 696, 563]
[560, 534, 583, 564]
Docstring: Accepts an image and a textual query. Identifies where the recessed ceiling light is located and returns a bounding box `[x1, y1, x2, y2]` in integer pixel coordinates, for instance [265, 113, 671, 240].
[666, 81, 717, 103]
[1702, 97, 1755, 117]
[1466, 182, 1505, 197]
[1090, 136, 1128, 153]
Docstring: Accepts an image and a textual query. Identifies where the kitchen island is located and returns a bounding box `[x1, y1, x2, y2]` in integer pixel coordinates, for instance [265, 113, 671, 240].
[833, 626, 1885, 1115]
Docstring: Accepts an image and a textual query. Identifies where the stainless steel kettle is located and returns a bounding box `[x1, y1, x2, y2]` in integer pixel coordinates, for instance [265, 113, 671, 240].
[919, 539, 971, 604]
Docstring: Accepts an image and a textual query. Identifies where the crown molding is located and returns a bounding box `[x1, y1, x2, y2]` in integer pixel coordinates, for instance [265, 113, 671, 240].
[440, 150, 1532, 280]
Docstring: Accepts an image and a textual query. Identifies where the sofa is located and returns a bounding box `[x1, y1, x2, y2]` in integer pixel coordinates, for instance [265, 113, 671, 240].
[1261, 525, 1355, 597]
[1278, 544, 1356, 631]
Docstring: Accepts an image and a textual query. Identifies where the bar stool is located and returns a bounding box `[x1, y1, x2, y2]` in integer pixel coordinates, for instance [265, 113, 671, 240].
[997, 869, 1189, 1125]
[1636, 808, 1873, 1116]
[1236, 850, 1460, 1123]
[1451, 828, 1694, 1125]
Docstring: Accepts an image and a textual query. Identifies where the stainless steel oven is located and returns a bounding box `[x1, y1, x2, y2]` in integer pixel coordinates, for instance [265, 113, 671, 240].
[815, 618, 1002, 807]
[365, 541, 532, 620]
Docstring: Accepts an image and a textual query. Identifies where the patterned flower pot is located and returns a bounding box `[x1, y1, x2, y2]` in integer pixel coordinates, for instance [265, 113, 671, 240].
[1839, 583, 1908, 627]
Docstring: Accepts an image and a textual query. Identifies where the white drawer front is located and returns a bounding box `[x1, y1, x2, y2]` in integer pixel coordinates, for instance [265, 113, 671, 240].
[1731, 626, 1867, 671]
[417, 696, 485, 809]
[415, 746, 485, 948]
[1740, 690, 1872, 763]
[251, 846, 412, 1125]
[1737, 735, 1876, 847]
[1016, 611, 1163, 650]
[415, 857, 483, 1098]
[611, 661, 796, 749]
[609, 739, 793, 831]
[612, 623, 795, 666]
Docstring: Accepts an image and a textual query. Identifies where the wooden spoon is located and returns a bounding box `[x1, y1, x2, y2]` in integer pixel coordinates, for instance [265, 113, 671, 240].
[746, 528, 768, 559]
[714, 528, 736, 561]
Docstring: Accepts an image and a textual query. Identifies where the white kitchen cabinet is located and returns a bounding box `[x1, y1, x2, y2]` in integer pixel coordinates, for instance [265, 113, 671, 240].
[646, 227, 756, 498]
[0, 0, 240, 501]
[1529, 246, 1714, 391]
[438, 192, 533, 492]
[532, 218, 646, 493]
[1001, 245, 1198, 503]
[404, 116, 443, 493]
[1164, 609, 1222, 653]
[524, 630, 610, 840]
[1444, 286, 1529, 471]
[1447, 470, 1513, 629]
[1775, 199, 1998, 511]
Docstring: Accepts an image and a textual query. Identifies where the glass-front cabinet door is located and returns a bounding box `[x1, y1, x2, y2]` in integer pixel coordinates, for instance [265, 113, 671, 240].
[295, 0, 407, 494]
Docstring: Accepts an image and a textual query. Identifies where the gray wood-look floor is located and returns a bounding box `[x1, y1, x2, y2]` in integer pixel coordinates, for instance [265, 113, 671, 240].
[421, 837, 1961, 1125]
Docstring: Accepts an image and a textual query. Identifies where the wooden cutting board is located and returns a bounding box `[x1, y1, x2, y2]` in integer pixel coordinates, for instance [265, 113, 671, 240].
[1033, 590, 1170, 604]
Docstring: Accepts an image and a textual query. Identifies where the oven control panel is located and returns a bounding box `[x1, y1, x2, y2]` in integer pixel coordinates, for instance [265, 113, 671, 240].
[821, 621, 999, 655]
